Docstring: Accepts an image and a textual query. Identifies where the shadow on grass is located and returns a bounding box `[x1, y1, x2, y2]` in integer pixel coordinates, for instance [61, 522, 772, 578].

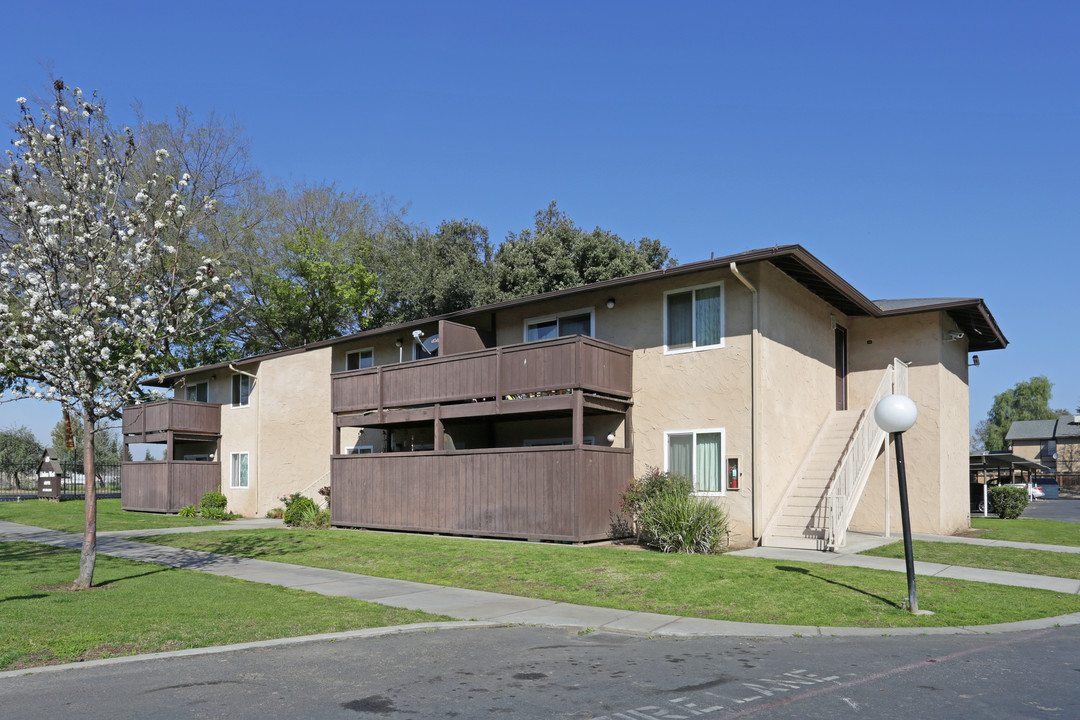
[160, 534, 297, 561]
[776, 565, 901, 609]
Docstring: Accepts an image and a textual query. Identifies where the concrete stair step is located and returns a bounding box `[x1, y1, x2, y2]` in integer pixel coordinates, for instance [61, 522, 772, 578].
[760, 535, 828, 550]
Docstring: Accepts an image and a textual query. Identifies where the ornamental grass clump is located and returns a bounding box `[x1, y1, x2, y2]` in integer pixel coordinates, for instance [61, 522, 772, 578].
[614, 468, 693, 542]
[638, 489, 729, 554]
[615, 467, 728, 553]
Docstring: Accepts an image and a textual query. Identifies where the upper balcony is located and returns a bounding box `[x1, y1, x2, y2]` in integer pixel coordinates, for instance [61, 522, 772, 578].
[331, 334, 633, 418]
[122, 399, 222, 442]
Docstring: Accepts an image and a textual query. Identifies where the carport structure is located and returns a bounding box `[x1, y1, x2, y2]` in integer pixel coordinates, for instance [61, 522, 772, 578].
[969, 451, 1051, 516]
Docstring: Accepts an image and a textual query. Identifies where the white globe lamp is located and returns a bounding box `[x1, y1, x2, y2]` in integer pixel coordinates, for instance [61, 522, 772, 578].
[875, 394, 918, 434]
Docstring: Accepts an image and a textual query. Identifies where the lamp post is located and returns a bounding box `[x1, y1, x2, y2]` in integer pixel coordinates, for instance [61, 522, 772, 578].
[874, 393, 930, 615]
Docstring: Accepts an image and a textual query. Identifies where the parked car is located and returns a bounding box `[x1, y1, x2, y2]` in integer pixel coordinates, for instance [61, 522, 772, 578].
[1004, 482, 1044, 501]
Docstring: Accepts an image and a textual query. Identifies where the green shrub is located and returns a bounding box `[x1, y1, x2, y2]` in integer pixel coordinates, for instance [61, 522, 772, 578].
[989, 485, 1028, 519]
[266, 507, 284, 519]
[199, 491, 228, 511]
[614, 468, 694, 540]
[177, 505, 199, 517]
[637, 489, 729, 554]
[283, 495, 318, 527]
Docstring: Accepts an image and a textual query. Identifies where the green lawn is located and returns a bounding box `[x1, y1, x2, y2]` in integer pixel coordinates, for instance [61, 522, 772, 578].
[971, 518, 1080, 547]
[862, 539, 1080, 580]
[139, 528, 1080, 629]
[0, 498, 222, 533]
[0, 541, 451, 671]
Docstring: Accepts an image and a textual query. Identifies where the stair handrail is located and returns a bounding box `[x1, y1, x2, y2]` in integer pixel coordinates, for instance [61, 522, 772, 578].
[296, 470, 332, 509]
[825, 361, 896, 548]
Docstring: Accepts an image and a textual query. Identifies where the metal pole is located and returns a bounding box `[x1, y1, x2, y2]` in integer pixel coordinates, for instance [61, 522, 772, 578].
[893, 431, 919, 613]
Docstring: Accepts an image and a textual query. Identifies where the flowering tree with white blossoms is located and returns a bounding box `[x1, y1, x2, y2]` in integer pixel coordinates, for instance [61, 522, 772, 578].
[0, 80, 230, 590]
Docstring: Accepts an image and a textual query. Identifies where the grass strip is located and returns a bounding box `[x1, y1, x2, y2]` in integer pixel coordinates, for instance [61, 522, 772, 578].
[140, 529, 1080, 628]
[861, 539, 1080, 580]
[970, 518, 1080, 548]
[0, 498, 221, 533]
[0, 541, 451, 671]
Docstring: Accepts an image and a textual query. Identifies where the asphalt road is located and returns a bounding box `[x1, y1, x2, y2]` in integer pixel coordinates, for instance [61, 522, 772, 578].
[3, 624, 1078, 719]
[1022, 496, 1080, 524]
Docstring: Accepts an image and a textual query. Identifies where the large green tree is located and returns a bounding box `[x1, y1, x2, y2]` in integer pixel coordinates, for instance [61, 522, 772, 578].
[975, 376, 1067, 451]
[0, 425, 43, 466]
[367, 219, 499, 327]
[238, 231, 378, 353]
[494, 202, 675, 298]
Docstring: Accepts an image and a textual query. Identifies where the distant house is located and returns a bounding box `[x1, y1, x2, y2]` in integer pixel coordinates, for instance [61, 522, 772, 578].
[1006, 415, 1080, 481]
[120, 244, 1007, 549]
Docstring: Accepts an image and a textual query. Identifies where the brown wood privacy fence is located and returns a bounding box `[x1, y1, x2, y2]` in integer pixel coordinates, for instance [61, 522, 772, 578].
[331, 445, 633, 542]
[331, 335, 633, 414]
[120, 461, 221, 513]
[0, 460, 121, 501]
[1058, 473, 1080, 493]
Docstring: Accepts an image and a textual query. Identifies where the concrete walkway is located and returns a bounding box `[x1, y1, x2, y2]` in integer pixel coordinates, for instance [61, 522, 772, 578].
[4, 520, 1080, 640]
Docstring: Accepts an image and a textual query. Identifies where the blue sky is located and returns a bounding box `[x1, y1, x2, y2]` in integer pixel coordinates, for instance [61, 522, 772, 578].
[2, 1, 1078, 444]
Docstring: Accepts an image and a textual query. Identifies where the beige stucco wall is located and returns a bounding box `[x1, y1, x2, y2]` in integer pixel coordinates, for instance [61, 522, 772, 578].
[846, 312, 971, 536]
[754, 263, 841, 535]
[218, 364, 260, 516]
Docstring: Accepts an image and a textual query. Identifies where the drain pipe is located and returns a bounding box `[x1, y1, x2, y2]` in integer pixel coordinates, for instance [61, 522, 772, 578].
[729, 263, 762, 540]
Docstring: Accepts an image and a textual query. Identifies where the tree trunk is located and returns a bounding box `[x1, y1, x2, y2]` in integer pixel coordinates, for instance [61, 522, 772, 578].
[73, 410, 97, 590]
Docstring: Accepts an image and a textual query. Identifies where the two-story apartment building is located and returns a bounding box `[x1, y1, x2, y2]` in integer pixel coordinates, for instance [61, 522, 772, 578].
[120, 245, 1006, 549]
[1006, 416, 1080, 481]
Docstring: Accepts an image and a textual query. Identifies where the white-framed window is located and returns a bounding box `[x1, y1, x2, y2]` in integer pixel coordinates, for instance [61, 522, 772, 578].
[230, 452, 249, 489]
[523, 307, 594, 342]
[185, 381, 209, 402]
[231, 373, 251, 407]
[346, 445, 374, 455]
[664, 428, 725, 495]
[664, 282, 724, 353]
[346, 348, 374, 371]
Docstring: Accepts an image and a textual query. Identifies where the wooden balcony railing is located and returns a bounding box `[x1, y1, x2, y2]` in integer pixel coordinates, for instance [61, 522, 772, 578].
[122, 399, 221, 439]
[121, 460, 221, 513]
[331, 445, 632, 542]
[331, 335, 633, 414]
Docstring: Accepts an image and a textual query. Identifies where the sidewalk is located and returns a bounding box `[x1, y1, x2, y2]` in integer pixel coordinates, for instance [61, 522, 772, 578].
[4, 520, 1080, 641]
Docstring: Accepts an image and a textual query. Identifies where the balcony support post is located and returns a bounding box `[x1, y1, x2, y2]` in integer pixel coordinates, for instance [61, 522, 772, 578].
[433, 404, 444, 451]
[572, 390, 584, 446]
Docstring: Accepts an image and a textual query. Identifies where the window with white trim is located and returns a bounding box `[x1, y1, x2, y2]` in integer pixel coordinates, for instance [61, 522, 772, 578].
[231, 374, 250, 407]
[523, 308, 594, 342]
[346, 348, 374, 371]
[665, 429, 725, 494]
[346, 445, 374, 455]
[230, 452, 249, 489]
[664, 282, 724, 353]
[185, 381, 208, 402]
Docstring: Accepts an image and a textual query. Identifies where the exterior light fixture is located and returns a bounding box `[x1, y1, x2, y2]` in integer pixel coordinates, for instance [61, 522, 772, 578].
[606, 298, 615, 309]
[874, 393, 931, 615]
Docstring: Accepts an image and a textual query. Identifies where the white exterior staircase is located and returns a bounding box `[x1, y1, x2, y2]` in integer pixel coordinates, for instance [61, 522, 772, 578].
[761, 411, 861, 549]
[760, 359, 906, 551]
